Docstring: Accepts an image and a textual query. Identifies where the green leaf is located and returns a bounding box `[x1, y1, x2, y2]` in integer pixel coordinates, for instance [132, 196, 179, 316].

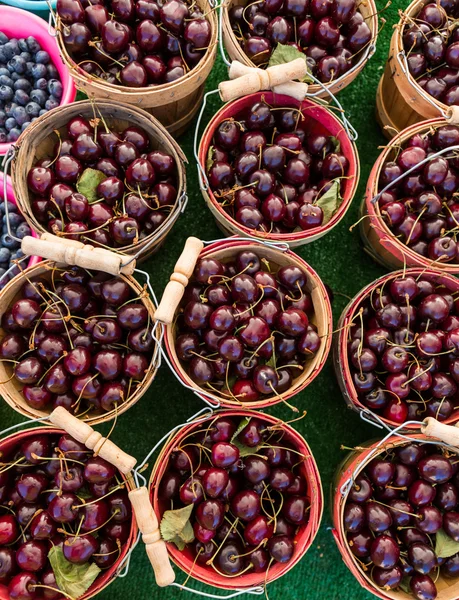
[76, 168, 107, 203]
[266, 353, 277, 369]
[435, 528, 459, 558]
[206, 145, 215, 172]
[48, 546, 100, 600]
[232, 438, 264, 457]
[268, 43, 313, 83]
[398, 577, 411, 594]
[315, 180, 343, 225]
[330, 136, 341, 153]
[77, 487, 92, 500]
[231, 417, 251, 442]
[160, 504, 195, 549]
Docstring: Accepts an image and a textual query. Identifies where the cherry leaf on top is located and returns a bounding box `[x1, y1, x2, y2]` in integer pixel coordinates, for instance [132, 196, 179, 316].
[76, 168, 107, 203]
[315, 179, 343, 225]
[206, 145, 215, 173]
[160, 504, 195, 550]
[268, 43, 314, 84]
[398, 577, 411, 594]
[435, 528, 459, 558]
[330, 136, 341, 153]
[232, 437, 264, 458]
[48, 546, 101, 599]
[231, 417, 252, 443]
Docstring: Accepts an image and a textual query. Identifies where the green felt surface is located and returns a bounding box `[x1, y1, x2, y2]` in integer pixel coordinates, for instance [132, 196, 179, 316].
[0, 2, 409, 598]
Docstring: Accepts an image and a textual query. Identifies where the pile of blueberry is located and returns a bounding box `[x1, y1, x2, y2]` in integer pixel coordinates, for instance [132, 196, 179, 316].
[0, 34, 63, 143]
[0, 199, 31, 290]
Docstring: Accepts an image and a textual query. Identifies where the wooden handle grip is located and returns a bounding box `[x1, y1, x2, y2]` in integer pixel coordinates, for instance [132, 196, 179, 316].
[48, 407, 137, 474]
[21, 234, 136, 276]
[154, 236, 204, 324]
[421, 417, 459, 447]
[128, 487, 175, 587]
[273, 81, 308, 100]
[220, 58, 307, 102]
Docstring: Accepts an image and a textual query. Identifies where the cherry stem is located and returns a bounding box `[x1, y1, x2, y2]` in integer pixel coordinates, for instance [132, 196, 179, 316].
[32, 584, 75, 600]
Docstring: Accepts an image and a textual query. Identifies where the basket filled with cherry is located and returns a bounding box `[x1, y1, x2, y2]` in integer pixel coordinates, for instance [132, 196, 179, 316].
[198, 91, 359, 247]
[10, 99, 186, 260]
[149, 409, 323, 589]
[153, 236, 333, 410]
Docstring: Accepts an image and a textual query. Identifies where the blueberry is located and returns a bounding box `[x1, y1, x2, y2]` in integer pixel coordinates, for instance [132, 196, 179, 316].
[10, 73, 20, 82]
[25, 101, 40, 118]
[0, 86, 13, 102]
[0, 49, 6, 64]
[4, 117, 16, 131]
[31, 63, 46, 80]
[10, 56, 26, 74]
[0, 247, 11, 263]
[14, 90, 29, 106]
[48, 79, 63, 100]
[0, 33, 8, 46]
[4, 103, 17, 118]
[0, 202, 16, 215]
[0, 68, 10, 77]
[35, 50, 50, 65]
[0, 75, 13, 88]
[45, 97, 59, 111]
[47, 63, 59, 79]
[39, 109, 47, 116]
[14, 79, 31, 93]
[25, 62, 34, 78]
[34, 78, 48, 91]
[18, 39, 28, 53]
[5, 213, 23, 227]
[15, 223, 30, 239]
[30, 89, 47, 107]
[6, 128, 20, 142]
[0, 110, 5, 126]
[12, 106, 28, 126]
[26, 37, 41, 54]
[0, 233, 19, 250]
[0, 129, 7, 143]
[4, 41, 19, 60]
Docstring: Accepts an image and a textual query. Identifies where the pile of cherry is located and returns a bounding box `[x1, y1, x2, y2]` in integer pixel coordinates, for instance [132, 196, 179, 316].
[27, 115, 177, 248]
[377, 124, 459, 264]
[346, 271, 459, 424]
[175, 250, 320, 402]
[57, 0, 211, 87]
[0, 431, 132, 597]
[0, 267, 155, 416]
[159, 415, 310, 575]
[207, 100, 349, 234]
[403, 1, 459, 105]
[228, 0, 372, 82]
[343, 442, 459, 600]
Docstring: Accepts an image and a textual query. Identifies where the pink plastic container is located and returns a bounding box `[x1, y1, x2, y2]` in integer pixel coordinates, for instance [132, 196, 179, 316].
[0, 6, 77, 155]
[0, 172, 40, 270]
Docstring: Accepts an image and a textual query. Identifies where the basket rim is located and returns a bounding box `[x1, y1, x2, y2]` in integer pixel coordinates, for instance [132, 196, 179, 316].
[56, 1, 217, 96]
[363, 117, 459, 273]
[0, 425, 138, 600]
[162, 237, 333, 409]
[10, 99, 187, 257]
[0, 260, 160, 425]
[149, 408, 324, 590]
[335, 266, 459, 429]
[198, 91, 360, 243]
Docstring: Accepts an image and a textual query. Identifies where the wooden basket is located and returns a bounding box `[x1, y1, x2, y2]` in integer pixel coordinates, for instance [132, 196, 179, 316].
[333, 267, 459, 430]
[198, 91, 360, 248]
[10, 100, 187, 262]
[0, 425, 137, 600]
[360, 117, 459, 274]
[56, 0, 217, 137]
[155, 237, 333, 410]
[376, 0, 455, 138]
[149, 408, 323, 589]
[0, 260, 160, 425]
[332, 430, 459, 600]
[221, 0, 378, 98]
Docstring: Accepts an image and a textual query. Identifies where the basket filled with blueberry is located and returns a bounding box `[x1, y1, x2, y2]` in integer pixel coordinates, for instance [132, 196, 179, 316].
[0, 6, 76, 151]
